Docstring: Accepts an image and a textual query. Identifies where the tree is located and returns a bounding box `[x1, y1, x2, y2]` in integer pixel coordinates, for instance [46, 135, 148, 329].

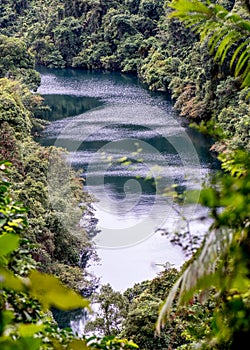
[120, 266, 218, 349]
[121, 291, 166, 349]
[0, 161, 90, 350]
[53, 16, 83, 65]
[84, 284, 129, 336]
[0, 35, 40, 90]
[156, 1, 250, 348]
[0, 78, 32, 138]
[168, 0, 250, 88]
[0, 161, 139, 350]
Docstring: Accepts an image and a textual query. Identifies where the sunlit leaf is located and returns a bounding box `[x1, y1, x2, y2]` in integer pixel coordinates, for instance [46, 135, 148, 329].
[200, 188, 218, 207]
[0, 233, 19, 257]
[230, 40, 249, 70]
[18, 336, 41, 350]
[117, 156, 128, 163]
[18, 323, 44, 337]
[28, 270, 91, 311]
[168, 0, 250, 88]
[0, 268, 25, 291]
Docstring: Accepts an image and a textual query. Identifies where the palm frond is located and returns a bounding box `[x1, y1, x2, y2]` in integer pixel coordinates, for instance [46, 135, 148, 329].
[156, 227, 233, 333]
[230, 40, 250, 70]
[168, 0, 250, 87]
[235, 50, 250, 76]
[214, 30, 241, 64]
[208, 27, 231, 54]
[243, 69, 250, 87]
[168, 0, 211, 18]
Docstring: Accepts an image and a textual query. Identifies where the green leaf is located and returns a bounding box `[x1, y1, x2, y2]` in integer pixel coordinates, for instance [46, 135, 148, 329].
[0, 339, 19, 350]
[200, 188, 218, 207]
[199, 20, 219, 39]
[0, 334, 41, 350]
[230, 40, 249, 70]
[0, 161, 12, 169]
[231, 275, 250, 293]
[0, 184, 10, 194]
[168, 0, 250, 88]
[209, 27, 229, 55]
[243, 69, 250, 88]
[18, 337, 41, 350]
[0, 268, 25, 291]
[18, 323, 44, 337]
[28, 270, 91, 311]
[235, 50, 250, 76]
[117, 156, 128, 163]
[169, 0, 211, 18]
[0, 218, 7, 227]
[1, 311, 15, 330]
[0, 233, 19, 257]
[217, 31, 240, 64]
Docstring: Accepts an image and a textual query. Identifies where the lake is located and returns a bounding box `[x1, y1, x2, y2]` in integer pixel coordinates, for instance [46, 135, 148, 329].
[37, 67, 219, 292]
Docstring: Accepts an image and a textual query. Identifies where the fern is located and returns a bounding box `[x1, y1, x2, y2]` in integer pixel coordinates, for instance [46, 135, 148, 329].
[156, 0, 250, 342]
[168, 0, 250, 87]
[156, 227, 233, 333]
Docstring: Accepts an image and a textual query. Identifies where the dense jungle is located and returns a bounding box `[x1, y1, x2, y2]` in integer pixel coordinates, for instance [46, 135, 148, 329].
[0, 0, 250, 349]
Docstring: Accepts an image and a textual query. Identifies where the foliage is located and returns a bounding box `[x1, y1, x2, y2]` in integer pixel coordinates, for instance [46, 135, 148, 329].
[0, 76, 50, 140]
[151, 1, 250, 348]
[0, 78, 32, 139]
[120, 266, 219, 349]
[84, 284, 129, 336]
[85, 267, 215, 349]
[0, 35, 40, 90]
[139, 49, 175, 91]
[0, 161, 89, 349]
[168, 0, 250, 88]
[1, 0, 250, 348]
[0, 122, 22, 171]
[84, 335, 139, 349]
[156, 150, 250, 348]
[0, 0, 165, 72]
[0, 72, 97, 291]
[11, 138, 98, 287]
[216, 86, 250, 151]
[53, 16, 84, 65]
[0, 161, 139, 350]
[121, 291, 166, 349]
[84, 269, 197, 349]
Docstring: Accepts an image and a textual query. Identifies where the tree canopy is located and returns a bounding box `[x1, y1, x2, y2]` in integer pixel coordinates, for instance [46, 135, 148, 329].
[0, 0, 250, 349]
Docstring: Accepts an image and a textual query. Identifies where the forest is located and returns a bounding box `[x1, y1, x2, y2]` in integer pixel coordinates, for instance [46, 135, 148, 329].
[0, 0, 249, 349]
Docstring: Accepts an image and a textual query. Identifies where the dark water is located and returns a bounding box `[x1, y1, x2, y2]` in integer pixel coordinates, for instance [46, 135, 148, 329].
[37, 67, 219, 291]
[38, 94, 103, 121]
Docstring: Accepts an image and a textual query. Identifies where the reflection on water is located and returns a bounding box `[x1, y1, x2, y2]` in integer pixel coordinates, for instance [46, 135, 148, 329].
[38, 94, 103, 121]
[37, 67, 220, 291]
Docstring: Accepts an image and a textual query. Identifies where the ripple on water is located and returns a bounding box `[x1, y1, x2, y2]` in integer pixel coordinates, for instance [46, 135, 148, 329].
[37, 68, 219, 291]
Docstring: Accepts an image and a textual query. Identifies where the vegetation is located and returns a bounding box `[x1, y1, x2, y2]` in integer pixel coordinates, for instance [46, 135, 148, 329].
[1, 0, 250, 349]
[84, 284, 129, 337]
[0, 7, 137, 348]
[0, 75, 98, 290]
[84, 266, 217, 349]
[0, 0, 246, 152]
[0, 161, 139, 349]
[155, 1, 250, 349]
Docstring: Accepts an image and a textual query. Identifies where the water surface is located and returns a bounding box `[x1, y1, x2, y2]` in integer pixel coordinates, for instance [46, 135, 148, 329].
[37, 67, 219, 291]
